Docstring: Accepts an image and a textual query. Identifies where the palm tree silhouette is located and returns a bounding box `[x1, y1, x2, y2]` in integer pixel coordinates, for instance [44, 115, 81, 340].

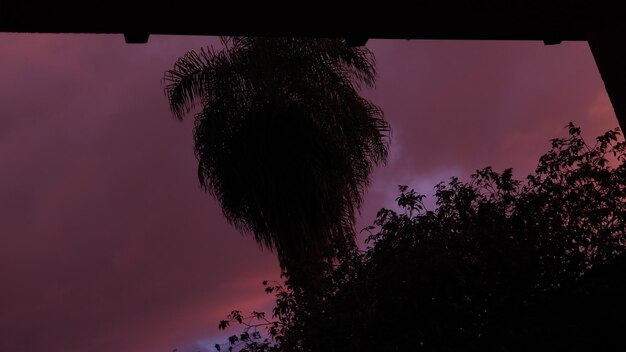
[164, 37, 389, 285]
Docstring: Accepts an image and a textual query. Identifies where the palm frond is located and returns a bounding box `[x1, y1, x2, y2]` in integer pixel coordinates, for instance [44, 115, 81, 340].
[164, 37, 391, 283]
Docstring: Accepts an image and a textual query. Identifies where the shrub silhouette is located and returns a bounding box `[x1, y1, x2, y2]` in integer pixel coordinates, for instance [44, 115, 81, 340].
[214, 124, 625, 352]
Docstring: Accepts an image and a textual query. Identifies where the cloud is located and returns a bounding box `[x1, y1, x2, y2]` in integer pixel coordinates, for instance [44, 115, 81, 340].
[0, 34, 620, 352]
[0, 34, 279, 352]
[357, 39, 617, 242]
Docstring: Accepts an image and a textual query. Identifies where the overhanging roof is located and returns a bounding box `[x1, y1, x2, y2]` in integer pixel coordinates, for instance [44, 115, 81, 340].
[1, 3, 623, 41]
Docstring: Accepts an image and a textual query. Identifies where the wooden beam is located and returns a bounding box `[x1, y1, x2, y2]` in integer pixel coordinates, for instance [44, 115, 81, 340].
[588, 28, 626, 132]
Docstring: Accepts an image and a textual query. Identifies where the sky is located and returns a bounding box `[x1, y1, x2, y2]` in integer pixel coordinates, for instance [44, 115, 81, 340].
[0, 34, 621, 352]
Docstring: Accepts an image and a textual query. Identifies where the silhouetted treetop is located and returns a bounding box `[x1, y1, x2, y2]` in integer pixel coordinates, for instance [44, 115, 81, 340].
[164, 37, 390, 285]
[213, 124, 626, 352]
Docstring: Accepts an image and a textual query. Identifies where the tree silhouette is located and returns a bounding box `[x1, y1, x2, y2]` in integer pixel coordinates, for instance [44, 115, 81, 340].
[164, 37, 390, 285]
[213, 125, 626, 352]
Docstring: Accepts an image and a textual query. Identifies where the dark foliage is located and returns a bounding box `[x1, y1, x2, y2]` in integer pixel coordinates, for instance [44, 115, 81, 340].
[164, 37, 390, 284]
[215, 125, 626, 351]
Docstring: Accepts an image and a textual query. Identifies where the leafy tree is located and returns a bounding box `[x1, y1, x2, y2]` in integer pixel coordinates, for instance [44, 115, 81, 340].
[214, 125, 625, 351]
[164, 37, 390, 285]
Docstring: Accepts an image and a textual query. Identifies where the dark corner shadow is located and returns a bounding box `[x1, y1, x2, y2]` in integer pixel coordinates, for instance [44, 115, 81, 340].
[487, 253, 626, 350]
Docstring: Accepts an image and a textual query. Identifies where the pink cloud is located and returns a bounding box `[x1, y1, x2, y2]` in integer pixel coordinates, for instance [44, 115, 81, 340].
[0, 34, 621, 352]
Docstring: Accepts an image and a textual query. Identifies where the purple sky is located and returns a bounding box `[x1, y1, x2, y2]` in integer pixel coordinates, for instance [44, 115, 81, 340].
[0, 34, 620, 352]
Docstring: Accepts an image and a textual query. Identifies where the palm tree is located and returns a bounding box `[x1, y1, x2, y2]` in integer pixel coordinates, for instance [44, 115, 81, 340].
[164, 37, 389, 285]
